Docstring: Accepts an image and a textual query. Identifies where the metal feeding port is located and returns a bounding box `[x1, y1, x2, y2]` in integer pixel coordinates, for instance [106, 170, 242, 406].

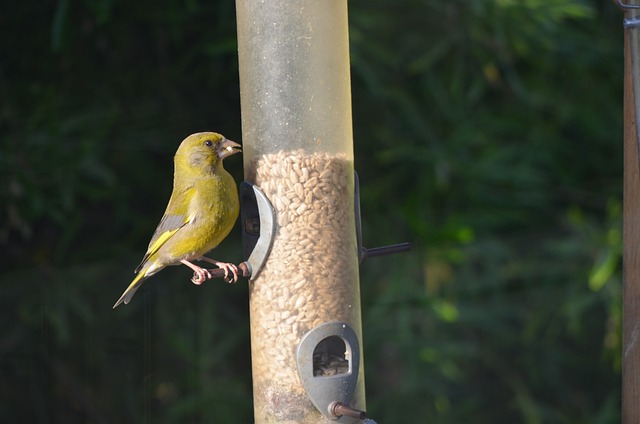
[240, 181, 276, 280]
[297, 322, 366, 421]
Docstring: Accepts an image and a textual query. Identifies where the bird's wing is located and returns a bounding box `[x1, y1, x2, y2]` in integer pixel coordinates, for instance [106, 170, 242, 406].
[134, 186, 194, 273]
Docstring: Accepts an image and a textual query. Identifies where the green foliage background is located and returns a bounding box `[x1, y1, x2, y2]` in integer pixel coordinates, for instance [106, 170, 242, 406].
[0, 0, 622, 422]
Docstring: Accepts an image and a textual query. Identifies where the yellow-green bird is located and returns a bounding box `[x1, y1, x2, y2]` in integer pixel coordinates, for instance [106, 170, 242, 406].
[113, 132, 241, 308]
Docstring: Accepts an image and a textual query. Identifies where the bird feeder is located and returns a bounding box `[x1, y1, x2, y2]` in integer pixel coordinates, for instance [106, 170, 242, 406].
[236, 0, 365, 422]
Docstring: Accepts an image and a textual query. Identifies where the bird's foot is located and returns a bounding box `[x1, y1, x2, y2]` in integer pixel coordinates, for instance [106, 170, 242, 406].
[181, 260, 213, 285]
[199, 257, 239, 284]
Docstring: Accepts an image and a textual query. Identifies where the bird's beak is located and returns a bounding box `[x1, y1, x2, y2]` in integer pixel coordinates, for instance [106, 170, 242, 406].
[217, 139, 242, 160]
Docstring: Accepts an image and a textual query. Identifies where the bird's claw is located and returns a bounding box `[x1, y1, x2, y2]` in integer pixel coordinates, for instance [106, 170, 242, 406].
[218, 262, 239, 284]
[191, 268, 213, 285]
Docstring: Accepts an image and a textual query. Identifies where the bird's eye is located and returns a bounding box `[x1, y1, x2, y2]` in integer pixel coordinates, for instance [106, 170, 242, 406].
[204, 140, 213, 147]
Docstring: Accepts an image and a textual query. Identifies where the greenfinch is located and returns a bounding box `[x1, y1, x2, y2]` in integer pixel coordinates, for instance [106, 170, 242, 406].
[113, 132, 241, 308]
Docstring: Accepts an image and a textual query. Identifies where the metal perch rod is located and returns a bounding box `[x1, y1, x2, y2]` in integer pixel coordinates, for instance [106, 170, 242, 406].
[198, 242, 411, 282]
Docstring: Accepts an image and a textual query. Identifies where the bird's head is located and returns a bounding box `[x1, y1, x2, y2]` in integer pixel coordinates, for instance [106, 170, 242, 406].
[175, 132, 242, 175]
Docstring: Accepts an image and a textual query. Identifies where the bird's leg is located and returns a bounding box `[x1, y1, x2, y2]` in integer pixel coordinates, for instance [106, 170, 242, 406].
[181, 259, 213, 285]
[198, 257, 239, 283]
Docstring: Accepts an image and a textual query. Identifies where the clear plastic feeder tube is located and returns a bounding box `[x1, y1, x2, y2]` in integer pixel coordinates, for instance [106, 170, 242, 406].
[236, 0, 365, 422]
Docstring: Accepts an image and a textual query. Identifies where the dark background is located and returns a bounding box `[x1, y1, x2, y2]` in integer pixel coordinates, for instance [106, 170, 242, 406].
[1, 0, 622, 422]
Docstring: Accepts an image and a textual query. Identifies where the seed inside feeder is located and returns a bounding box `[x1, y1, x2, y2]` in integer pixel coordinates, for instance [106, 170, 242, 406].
[247, 149, 363, 423]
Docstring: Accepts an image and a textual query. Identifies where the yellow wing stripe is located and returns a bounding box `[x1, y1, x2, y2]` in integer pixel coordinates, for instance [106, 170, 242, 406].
[135, 227, 181, 272]
[147, 227, 181, 258]
[134, 214, 196, 273]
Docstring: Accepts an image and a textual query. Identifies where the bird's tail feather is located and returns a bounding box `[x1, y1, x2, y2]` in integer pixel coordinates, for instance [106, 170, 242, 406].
[113, 270, 148, 309]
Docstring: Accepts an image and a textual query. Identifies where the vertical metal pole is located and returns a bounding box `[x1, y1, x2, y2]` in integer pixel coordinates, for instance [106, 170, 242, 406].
[235, 1, 365, 423]
[624, 11, 640, 423]
[620, 0, 640, 422]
